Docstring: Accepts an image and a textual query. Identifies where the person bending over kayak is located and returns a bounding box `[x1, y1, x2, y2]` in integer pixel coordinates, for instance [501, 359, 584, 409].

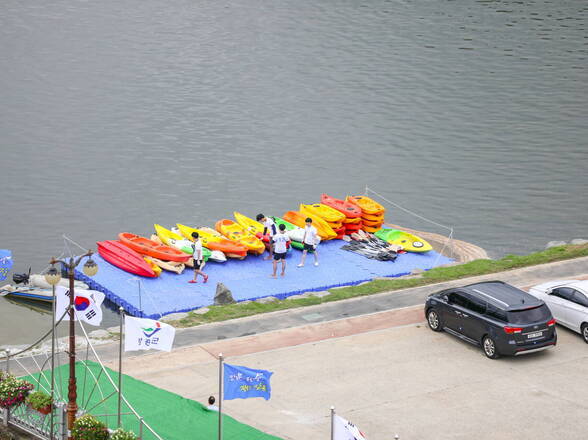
[298, 217, 319, 267]
[189, 232, 208, 284]
[256, 213, 277, 260]
[271, 223, 291, 278]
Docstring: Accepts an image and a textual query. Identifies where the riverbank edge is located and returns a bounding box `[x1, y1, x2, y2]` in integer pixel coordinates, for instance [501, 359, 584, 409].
[166, 243, 588, 328]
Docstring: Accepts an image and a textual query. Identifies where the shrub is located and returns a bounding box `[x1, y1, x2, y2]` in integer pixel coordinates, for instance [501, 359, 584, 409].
[110, 428, 137, 440]
[0, 375, 34, 409]
[26, 390, 52, 411]
[71, 414, 109, 440]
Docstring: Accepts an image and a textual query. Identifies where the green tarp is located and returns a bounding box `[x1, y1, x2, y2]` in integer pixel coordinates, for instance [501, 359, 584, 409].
[23, 361, 282, 440]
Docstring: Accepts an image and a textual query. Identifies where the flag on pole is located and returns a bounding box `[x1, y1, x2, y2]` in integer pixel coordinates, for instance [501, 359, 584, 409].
[0, 250, 13, 281]
[333, 414, 368, 440]
[55, 285, 104, 326]
[124, 316, 175, 352]
[223, 364, 273, 401]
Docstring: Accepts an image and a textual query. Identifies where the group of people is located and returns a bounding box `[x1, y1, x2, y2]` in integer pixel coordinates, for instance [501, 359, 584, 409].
[188, 215, 321, 283]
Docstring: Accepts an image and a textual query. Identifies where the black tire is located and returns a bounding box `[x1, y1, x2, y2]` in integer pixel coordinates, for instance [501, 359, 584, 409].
[482, 335, 500, 359]
[426, 309, 443, 332]
[581, 323, 588, 344]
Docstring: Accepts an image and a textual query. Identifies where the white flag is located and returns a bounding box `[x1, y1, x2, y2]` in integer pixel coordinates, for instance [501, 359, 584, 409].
[124, 316, 175, 352]
[333, 414, 368, 440]
[55, 286, 104, 326]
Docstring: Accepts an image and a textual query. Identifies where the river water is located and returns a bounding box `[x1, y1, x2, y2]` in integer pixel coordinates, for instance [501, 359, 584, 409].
[1, 0, 586, 345]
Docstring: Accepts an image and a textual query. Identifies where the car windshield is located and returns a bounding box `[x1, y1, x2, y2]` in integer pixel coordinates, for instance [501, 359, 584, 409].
[507, 304, 551, 324]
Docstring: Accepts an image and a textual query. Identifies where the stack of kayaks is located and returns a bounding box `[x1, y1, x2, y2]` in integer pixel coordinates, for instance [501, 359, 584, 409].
[320, 194, 363, 236]
[346, 195, 386, 233]
[154, 224, 213, 262]
[374, 228, 433, 253]
[97, 240, 158, 277]
[300, 203, 346, 238]
[119, 233, 191, 262]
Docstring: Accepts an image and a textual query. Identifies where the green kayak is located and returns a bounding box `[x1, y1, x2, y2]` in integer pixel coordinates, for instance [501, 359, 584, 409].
[374, 228, 433, 253]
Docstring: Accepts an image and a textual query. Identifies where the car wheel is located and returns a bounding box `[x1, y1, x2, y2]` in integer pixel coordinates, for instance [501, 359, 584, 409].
[582, 323, 588, 344]
[482, 335, 500, 359]
[426, 309, 443, 332]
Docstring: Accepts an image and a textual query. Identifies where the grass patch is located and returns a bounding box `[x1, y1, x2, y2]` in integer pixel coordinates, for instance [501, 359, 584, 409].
[172, 244, 588, 328]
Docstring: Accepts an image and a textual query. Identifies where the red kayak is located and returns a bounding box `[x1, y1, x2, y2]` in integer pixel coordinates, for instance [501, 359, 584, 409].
[118, 233, 191, 262]
[97, 240, 156, 277]
[320, 194, 362, 218]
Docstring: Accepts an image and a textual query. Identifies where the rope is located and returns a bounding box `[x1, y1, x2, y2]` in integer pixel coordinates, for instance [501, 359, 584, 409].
[62, 234, 89, 254]
[365, 186, 453, 233]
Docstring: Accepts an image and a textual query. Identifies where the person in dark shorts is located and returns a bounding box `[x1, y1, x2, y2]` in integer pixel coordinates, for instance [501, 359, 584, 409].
[298, 217, 319, 267]
[189, 232, 208, 284]
[256, 213, 277, 260]
[271, 223, 290, 278]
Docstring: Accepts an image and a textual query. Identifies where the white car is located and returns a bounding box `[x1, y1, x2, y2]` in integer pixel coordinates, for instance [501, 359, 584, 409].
[528, 280, 588, 344]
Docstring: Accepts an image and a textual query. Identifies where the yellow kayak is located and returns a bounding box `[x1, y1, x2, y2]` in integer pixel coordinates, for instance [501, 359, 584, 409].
[176, 224, 248, 258]
[215, 219, 265, 254]
[346, 195, 385, 215]
[143, 257, 162, 276]
[374, 228, 433, 253]
[234, 211, 264, 235]
[297, 205, 338, 240]
[300, 203, 345, 224]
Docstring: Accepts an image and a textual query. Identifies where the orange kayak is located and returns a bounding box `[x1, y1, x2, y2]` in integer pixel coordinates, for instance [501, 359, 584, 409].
[118, 233, 191, 262]
[215, 219, 265, 254]
[346, 195, 385, 215]
[320, 194, 362, 218]
[283, 210, 337, 240]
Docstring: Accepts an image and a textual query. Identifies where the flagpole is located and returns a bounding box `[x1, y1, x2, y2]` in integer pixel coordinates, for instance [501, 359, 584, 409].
[330, 406, 335, 440]
[50, 284, 56, 439]
[218, 353, 223, 440]
[117, 306, 124, 428]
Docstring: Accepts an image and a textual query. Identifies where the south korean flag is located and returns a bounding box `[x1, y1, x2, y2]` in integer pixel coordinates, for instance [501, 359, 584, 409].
[55, 285, 104, 326]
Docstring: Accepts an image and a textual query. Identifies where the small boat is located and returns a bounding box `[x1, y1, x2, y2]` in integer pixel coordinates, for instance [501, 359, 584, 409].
[118, 233, 191, 263]
[233, 212, 265, 236]
[299, 203, 346, 224]
[374, 228, 433, 253]
[346, 195, 385, 215]
[154, 224, 212, 261]
[97, 240, 157, 277]
[283, 210, 337, 240]
[271, 216, 305, 250]
[320, 194, 362, 218]
[176, 224, 247, 259]
[215, 219, 265, 254]
[0, 285, 54, 302]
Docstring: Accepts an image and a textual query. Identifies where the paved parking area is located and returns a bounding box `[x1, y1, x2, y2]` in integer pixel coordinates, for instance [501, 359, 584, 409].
[117, 307, 588, 440]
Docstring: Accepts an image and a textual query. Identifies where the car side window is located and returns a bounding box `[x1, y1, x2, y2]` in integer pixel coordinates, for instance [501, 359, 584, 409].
[571, 290, 588, 308]
[552, 287, 575, 301]
[447, 292, 468, 308]
[463, 294, 487, 315]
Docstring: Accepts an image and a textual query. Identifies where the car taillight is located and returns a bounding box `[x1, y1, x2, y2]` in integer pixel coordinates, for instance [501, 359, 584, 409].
[504, 326, 523, 334]
[547, 319, 556, 326]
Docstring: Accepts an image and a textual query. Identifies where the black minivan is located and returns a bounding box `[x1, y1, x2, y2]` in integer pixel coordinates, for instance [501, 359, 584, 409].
[425, 281, 557, 358]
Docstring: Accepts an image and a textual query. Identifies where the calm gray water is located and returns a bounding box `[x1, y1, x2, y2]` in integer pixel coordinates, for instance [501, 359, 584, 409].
[1, 0, 587, 345]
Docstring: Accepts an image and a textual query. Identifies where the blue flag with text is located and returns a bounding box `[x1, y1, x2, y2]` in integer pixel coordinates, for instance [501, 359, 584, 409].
[0, 250, 13, 282]
[223, 363, 273, 401]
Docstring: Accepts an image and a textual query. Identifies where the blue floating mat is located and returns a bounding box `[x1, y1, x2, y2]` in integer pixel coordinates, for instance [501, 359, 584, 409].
[74, 241, 452, 319]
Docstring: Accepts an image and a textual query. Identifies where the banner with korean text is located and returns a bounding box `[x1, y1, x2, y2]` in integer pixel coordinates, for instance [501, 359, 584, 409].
[124, 316, 175, 352]
[223, 364, 273, 401]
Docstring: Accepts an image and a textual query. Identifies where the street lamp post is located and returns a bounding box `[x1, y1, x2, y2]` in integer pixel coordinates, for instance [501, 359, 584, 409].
[45, 250, 98, 438]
